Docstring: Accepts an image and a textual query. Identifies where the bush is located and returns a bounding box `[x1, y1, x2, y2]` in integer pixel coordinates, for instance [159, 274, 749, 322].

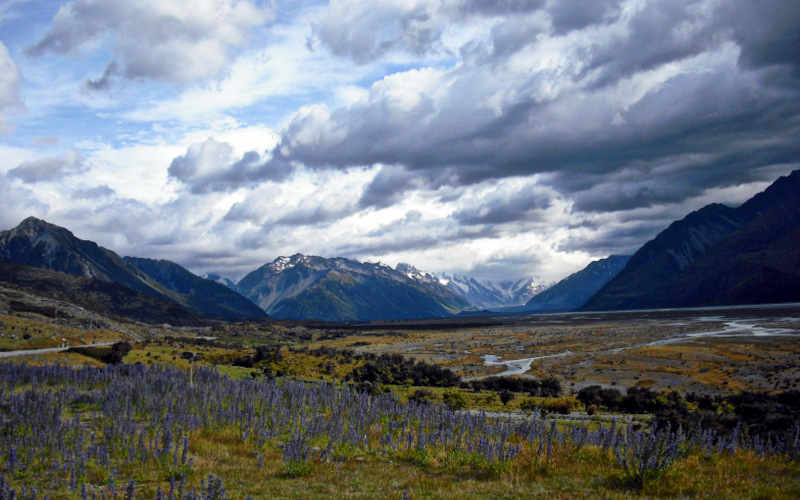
[408, 388, 437, 405]
[348, 354, 459, 388]
[540, 377, 562, 397]
[545, 401, 571, 415]
[442, 391, 467, 410]
[519, 398, 538, 412]
[499, 389, 515, 406]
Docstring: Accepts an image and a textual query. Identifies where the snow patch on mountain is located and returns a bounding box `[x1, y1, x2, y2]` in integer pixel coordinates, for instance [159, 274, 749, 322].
[396, 263, 550, 309]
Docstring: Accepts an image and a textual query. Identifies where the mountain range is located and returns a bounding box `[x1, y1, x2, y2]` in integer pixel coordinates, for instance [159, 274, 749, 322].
[0, 217, 265, 322]
[235, 254, 471, 321]
[1, 169, 798, 322]
[435, 272, 549, 310]
[583, 169, 800, 310]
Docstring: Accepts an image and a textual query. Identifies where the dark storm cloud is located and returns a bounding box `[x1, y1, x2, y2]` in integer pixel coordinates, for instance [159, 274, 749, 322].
[269, 0, 800, 221]
[558, 220, 670, 255]
[358, 165, 416, 208]
[456, 0, 545, 16]
[169, 138, 291, 194]
[577, 0, 726, 89]
[358, 164, 459, 208]
[722, 0, 800, 76]
[453, 188, 552, 225]
[547, 0, 622, 34]
[7, 149, 86, 182]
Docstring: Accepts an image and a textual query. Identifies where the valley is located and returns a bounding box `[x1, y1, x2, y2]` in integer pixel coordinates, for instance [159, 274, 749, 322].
[311, 304, 800, 395]
[1, 278, 799, 498]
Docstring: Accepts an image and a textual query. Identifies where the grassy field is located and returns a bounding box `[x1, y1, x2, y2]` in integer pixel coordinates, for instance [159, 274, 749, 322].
[1, 304, 799, 498]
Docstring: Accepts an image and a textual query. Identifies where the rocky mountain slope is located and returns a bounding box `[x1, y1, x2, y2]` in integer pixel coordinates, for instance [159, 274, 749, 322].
[0, 259, 203, 326]
[124, 257, 267, 321]
[525, 255, 630, 312]
[236, 254, 470, 321]
[0, 217, 171, 299]
[583, 170, 800, 310]
[0, 217, 264, 321]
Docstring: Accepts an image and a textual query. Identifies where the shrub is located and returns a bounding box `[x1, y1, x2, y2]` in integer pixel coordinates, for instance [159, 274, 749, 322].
[499, 389, 515, 406]
[408, 388, 437, 405]
[540, 377, 562, 397]
[442, 391, 467, 410]
[545, 401, 571, 415]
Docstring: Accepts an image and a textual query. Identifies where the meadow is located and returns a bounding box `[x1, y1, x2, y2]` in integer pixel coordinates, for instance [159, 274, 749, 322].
[1, 301, 800, 498]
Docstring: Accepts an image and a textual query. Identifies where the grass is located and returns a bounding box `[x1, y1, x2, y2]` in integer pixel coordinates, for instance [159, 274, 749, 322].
[2, 307, 799, 498]
[1, 346, 799, 498]
[71, 434, 800, 498]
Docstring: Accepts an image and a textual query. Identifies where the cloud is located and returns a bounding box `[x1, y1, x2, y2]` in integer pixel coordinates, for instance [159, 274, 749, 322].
[358, 164, 458, 208]
[722, 0, 800, 77]
[0, 41, 22, 134]
[221, 168, 368, 228]
[557, 219, 668, 255]
[27, 0, 273, 86]
[266, 1, 800, 220]
[6, 0, 800, 285]
[82, 60, 118, 92]
[455, 0, 545, 17]
[168, 137, 289, 194]
[314, 0, 443, 63]
[453, 180, 553, 225]
[0, 181, 49, 230]
[547, 0, 622, 34]
[7, 149, 87, 183]
[70, 185, 115, 200]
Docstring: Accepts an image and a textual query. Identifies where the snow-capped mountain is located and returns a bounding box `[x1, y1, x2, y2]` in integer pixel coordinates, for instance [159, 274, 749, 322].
[235, 254, 470, 321]
[437, 273, 550, 309]
[394, 263, 549, 310]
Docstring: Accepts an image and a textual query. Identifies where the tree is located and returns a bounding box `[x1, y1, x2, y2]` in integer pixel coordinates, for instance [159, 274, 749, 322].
[499, 389, 515, 406]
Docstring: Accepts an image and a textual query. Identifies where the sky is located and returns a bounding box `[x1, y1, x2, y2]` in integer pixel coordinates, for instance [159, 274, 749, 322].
[1, 0, 799, 284]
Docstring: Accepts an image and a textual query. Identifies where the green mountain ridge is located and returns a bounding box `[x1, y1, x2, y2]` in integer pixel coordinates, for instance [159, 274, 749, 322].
[124, 257, 267, 321]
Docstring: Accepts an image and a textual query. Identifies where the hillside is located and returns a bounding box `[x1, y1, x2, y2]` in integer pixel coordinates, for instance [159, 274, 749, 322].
[0, 217, 265, 322]
[583, 170, 800, 310]
[0, 259, 203, 326]
[124, 257, 268, 321]
[668, 196, 800, 307]
[525, 255, 630, 312]
[0, 217, 173, 299]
